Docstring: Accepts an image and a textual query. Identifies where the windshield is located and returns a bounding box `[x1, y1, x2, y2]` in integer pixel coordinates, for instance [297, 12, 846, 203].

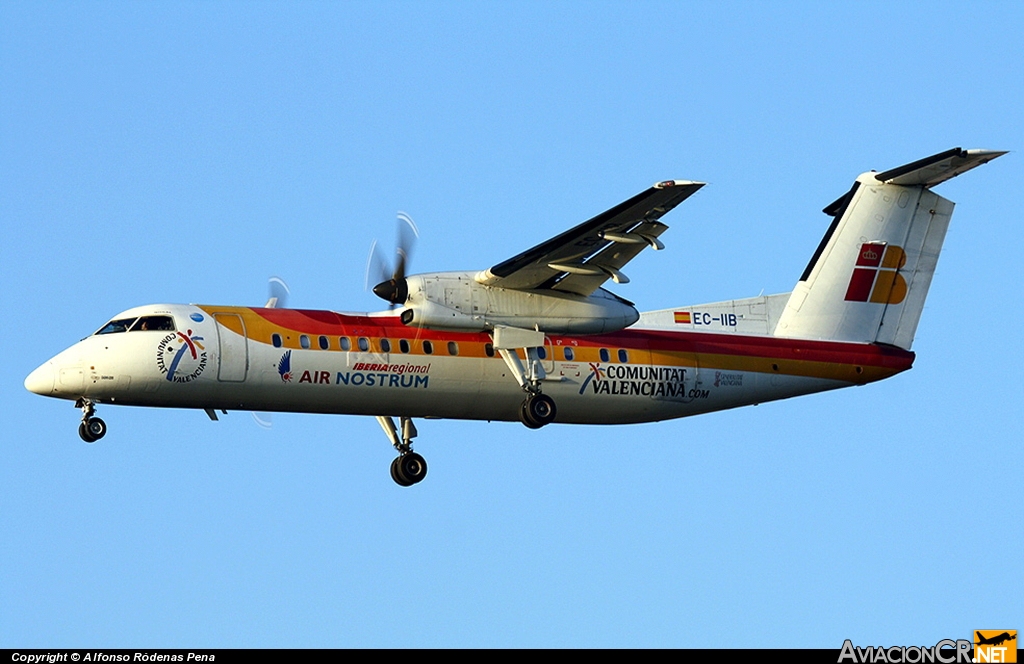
[95, 318, 137, 335]
[129, 316, 175, 332]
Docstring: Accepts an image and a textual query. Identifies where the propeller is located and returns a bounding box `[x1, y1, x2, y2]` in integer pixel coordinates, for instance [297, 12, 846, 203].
[253, 275, 291, 429]
[265, 276, 291, 309]
[367, 212, 419, 307]
[251, 412, 273, 429]
[365, 239, 389, 294]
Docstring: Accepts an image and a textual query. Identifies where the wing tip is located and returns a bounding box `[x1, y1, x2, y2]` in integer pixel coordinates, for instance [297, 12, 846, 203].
[964, 148, 1009, 158]
[654, 179, 706, 189]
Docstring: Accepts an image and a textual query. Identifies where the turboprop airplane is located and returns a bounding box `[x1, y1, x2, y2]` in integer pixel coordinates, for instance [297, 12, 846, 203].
[24, 147, 1005, 486]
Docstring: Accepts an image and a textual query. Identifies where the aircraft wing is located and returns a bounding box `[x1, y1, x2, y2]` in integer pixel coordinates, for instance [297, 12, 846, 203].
[477, 180, 705, 296]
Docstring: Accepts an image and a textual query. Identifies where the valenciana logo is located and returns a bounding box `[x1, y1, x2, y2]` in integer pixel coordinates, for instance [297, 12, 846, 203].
[578, 362, 605, 394]
[156, 329, 207, 383]
[578, 362, 707, 400]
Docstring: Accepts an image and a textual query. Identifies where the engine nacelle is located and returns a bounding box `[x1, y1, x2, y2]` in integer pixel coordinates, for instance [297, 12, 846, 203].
[400, 272, 639, 335]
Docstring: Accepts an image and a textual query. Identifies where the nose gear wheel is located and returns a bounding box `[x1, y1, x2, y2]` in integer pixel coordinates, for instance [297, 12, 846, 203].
[391, 452, 427, 486]
[377, 415, 428, 486]
[75, 399, 107, 442]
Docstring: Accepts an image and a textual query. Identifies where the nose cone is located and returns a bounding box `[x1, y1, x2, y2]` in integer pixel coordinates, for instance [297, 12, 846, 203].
[25, 362, 55, 396]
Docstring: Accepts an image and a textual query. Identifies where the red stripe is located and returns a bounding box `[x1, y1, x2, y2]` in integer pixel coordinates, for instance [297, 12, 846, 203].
[253, 308, 367, 331]
[584, 328, 915, 370]
[243, 308, 915, 371]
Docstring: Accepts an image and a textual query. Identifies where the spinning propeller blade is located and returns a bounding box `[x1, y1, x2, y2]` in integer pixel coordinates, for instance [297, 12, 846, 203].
[365, 239, 390, 294]
[255, 275, 291, 428]
[370, 212, 419, 307]
[251, 412, 273, 429]
[265, 276, 291, 309]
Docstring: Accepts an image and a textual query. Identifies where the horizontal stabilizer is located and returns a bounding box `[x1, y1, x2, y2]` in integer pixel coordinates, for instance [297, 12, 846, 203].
[874, 148, 1007, 187]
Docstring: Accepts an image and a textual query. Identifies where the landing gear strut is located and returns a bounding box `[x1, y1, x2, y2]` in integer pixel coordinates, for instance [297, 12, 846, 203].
[377, 415, 427, 486]
[76, 398, 107, 443]
[492, 326, 559, 430]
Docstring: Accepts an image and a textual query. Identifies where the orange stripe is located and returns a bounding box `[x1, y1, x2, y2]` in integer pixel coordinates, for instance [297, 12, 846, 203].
[198, 306, 914, 383]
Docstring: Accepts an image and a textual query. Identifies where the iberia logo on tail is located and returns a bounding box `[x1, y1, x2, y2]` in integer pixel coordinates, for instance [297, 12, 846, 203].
[845, 242, 908, 304]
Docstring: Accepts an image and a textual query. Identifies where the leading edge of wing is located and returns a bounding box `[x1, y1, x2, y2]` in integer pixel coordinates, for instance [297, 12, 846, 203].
[478, 180, 705, 294]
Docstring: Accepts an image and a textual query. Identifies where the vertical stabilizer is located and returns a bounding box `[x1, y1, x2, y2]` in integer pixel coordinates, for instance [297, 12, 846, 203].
[774, 148, 1004, 349]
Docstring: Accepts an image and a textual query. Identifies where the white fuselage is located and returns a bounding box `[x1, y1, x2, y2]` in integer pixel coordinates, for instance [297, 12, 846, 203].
[25, 303, 914, 425]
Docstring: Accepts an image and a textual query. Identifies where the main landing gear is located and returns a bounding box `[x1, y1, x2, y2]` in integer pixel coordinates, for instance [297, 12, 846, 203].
[519, 393, 556, 429]
[377, 415, 427, 487]
[76, 398, 107, 443]
[492, 326, 558, 430]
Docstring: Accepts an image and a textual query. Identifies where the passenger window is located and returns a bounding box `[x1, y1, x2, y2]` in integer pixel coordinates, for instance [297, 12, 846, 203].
[600, 348, 610, 363]
[319, 335, 329, 350]
[358, 337, 369, 352]
[422, 340, 433, 355]
[399, 339, 410, 354]
[618, 349, 628, 363]
[130, 316, 175, 332]
[447, 341, 458, 356]
[485, 343, 495, 358]
[272, 333, 283, 348]
[537, 346, 547, 360]
[95, 318, 137, 335]
[300, 335, 310, 349]
[563, 347, 574, 361]
[380, 338, 391, 353]
[340, 337, 351, 351]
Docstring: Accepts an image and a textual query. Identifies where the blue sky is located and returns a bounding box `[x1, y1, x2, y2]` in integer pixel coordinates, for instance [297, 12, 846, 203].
[2, 1, 1021, 648]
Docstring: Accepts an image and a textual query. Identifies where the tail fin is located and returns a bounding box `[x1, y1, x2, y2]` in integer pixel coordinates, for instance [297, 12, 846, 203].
[774, 148, 1005, 349]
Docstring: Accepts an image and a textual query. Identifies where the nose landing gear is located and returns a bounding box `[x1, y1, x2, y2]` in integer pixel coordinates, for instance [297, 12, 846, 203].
[75, 398, 107, 443]
[390, 451, 428, 487]
[377, 415, 427, 486]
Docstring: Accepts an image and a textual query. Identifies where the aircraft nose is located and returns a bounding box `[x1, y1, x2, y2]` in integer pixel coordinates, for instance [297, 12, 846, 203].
[24, 362, 55, 396]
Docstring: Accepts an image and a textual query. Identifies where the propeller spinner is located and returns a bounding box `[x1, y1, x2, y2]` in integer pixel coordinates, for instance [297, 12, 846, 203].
[368, 212, 419, 307]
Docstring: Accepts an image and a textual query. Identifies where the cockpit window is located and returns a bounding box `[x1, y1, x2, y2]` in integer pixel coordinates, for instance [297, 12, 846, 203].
[129, 316, 176, 332]
[95, 318, 138, 335]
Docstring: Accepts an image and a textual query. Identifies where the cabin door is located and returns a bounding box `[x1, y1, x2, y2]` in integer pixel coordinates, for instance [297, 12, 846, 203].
[213, 313, 249, 382]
